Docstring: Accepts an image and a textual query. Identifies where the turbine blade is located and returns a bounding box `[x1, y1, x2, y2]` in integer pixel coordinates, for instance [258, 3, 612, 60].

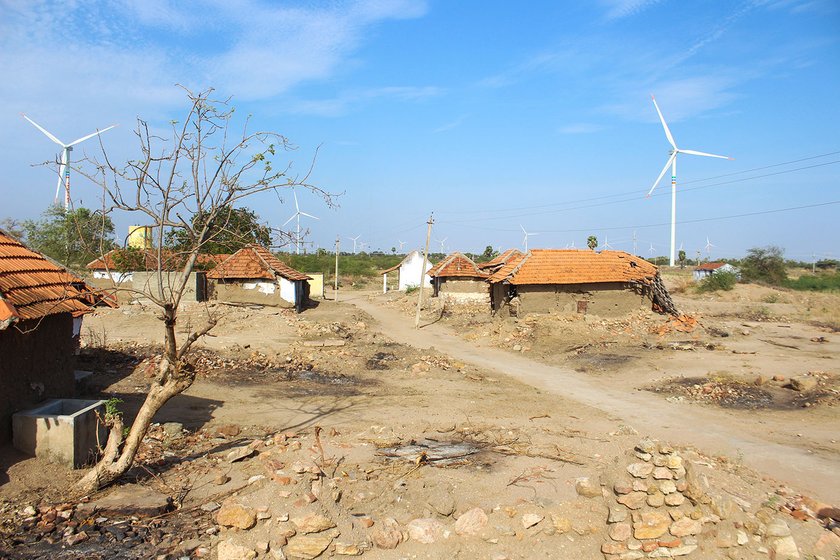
[22, 114, 66, 146]
[647, 153, 676, 196]
[651, 95, 676, 150]
[293, 189, 300, 211]
[300, 212, 319, 220]
[520, 224, 526, 234]
[67, 124, 117, 146]
[680, 148, 731, 160]
[283, 214, 297, 226]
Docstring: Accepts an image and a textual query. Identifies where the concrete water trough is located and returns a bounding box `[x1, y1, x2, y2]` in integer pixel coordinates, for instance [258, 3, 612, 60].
[12, 399, 107, 468]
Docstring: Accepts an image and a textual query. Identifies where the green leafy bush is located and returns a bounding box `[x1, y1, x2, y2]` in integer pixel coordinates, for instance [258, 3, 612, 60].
[697, 271, 737, 292]
[785, 272, 840, 292]
[740, 246, 787, 285]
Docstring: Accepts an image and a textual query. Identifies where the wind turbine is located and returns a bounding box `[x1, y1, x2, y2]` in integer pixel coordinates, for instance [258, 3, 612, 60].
[283, 188, 319, 255]
[646, 95, 732, 267]
[436, 237, 448, 253]
[603, 235, 613, 250]
[398, 240, 406, 252]
[22, 114, 116, 210]
[705, 237, 715, 261]
[520, 225, 539, 252]
[347, 235, 360, 254]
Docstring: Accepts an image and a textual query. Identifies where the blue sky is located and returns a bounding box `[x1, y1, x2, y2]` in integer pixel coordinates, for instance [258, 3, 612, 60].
[1, 0, 838, 261]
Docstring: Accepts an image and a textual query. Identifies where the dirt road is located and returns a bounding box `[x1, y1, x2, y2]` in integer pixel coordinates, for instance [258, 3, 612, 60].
[346, 292, 840, 504]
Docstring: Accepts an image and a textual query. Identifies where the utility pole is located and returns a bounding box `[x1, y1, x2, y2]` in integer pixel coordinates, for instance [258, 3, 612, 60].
[415, 214, 434, 329]
[334, 236, 340, 302]
[633, 231, 637, 256]
[812, 253, 816, 274]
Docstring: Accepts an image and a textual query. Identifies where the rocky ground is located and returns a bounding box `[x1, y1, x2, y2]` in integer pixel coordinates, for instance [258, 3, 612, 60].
[0, 289, 838, 559]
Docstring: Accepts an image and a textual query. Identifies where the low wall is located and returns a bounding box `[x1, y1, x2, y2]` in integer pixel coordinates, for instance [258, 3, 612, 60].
[87, 271, 201, 302]
[211, 282, 294, 308]
[306, 273, 325, 299]
[516, 283, 649, 317]
[0, 314, 76, 442]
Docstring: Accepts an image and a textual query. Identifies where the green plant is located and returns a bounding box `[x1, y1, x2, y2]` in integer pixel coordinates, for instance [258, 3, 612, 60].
[762, 293, 781, 303]
[784, 272, 840, 292]
[405, 284, 419, 294]
[740, 246, 787, 285]
[697, 271, 737, 292]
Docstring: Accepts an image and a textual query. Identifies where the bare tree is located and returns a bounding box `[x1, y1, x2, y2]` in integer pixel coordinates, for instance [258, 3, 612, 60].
[76, 87, 333, 492]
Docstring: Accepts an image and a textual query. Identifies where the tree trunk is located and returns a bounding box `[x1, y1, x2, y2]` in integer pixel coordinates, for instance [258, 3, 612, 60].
[76, 362, 194, 494]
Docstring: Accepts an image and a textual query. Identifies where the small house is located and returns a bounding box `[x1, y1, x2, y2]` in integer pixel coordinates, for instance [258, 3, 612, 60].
[488, 249, 673, 316]
[693, 262, 740, 282]
[477, 248, 523, 274]
[0, 229, 113, 440]
[207, 245, 311, 312]
[427, 252, 490, 303]
[379, 250, 434, 293]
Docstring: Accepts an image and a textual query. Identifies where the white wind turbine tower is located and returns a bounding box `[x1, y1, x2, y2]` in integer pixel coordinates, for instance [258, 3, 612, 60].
[647, 95, 732, 267]
[602, 235, 613, 250]
[705, 237, 715, 261]
[283, 188, 319, 255]
[520, 225, 539, 252]
[347, 235, 361, 254]
[22, 114, 116, 210]
[398, 240, 406, 252]
[436, 237, 448, 253]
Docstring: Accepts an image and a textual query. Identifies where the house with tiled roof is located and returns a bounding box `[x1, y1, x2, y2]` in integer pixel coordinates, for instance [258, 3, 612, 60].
[477, 248, 523, 274]
[488, 249, 669, 316]
[693, 262, 739, 282]
[379, 250, 434, 294]
[207, 245, 311, 312]
[0, 229, 114, 439]
[427, 252, 490, 303]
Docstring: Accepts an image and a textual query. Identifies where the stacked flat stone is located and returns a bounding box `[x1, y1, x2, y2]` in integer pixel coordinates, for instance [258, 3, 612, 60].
[601, 438, 711, 559]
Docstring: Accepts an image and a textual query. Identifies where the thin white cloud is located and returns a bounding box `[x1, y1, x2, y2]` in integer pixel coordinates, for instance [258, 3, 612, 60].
[433, 114, 468, 133]
[287, 85, 442, 117]
[601, 0, 665, 19]
[558, 123, 605, 135]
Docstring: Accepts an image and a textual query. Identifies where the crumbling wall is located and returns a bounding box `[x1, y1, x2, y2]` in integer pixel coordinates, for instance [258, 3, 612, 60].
[516, 283, 650, 317]
[86, 271, 201, 303]
[211, 282, 293, 308]
[0, 314, 76, 441]
[439, 278, 488, 294]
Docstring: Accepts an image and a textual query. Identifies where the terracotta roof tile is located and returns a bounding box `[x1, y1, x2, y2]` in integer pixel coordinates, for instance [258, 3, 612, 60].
[695, 262, 726, 271]
[0, 230, 111, 327]
[207, 245, 310, 281]
[488, 249, 658, 285]
[427, 253, 488, 279]
[477, 248, 523, 270]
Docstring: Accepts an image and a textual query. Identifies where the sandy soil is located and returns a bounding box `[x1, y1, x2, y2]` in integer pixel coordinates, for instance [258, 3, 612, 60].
[0, 284, 837, 559]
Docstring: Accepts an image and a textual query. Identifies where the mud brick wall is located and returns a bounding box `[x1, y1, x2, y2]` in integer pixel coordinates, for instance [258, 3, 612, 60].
[517, 283, 650, 317]
[0, 313, 76, 441]
[211, 283, 294, 308]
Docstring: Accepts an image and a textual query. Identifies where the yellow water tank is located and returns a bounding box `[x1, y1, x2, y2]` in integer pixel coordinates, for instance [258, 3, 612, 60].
[127, 226, 153, 249]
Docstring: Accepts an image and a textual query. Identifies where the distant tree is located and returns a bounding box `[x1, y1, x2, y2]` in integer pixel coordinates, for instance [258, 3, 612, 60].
[166, 205, 271, 254]
[481, 245, 498, 261]
[740, 246, 787, 285]
[587, 235, 598, 251]
[391, 246, 396, 254]
[678, 250, 687, 269]
[0, 217, 25, 241]
[22, 205, 115, 269]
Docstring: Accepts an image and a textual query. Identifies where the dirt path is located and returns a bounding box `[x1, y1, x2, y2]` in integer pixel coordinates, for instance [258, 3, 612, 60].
[345, 292, 840, 504]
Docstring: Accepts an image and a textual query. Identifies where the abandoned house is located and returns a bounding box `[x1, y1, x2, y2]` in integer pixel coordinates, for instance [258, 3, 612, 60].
[207, 245, 311, 312]
[379, 250, 434, 293]
[488, 249, 676, 316]
[693, 262, 740, 282]
[0, 229, 113, 440]
[87, 249, 229, 303]
[427, 252, 490, 303]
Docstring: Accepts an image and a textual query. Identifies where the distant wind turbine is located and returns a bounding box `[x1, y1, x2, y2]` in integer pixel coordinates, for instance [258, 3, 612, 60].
[347, 235, 361, 254]
[283, 188, 319, 255]
[602, 235, 613, 250]
[436, 237, 448, 253]
[705, 237, 715, 261]
[398, 240, 406, 252]
[22, 114, 117, 209]
[646, 95, 732, 267]
[520, 225, 539, 252]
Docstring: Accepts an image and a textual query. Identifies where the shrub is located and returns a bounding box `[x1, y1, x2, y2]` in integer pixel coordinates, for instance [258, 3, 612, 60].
[740, 246, 787, 285]
[784, 272, 840, 292]
[697, 271, 737, 293]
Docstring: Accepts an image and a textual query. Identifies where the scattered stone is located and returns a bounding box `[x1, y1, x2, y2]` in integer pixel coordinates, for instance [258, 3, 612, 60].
[521, 513, 544, 529]
[372, 518, 402, 549]
[652, 467, 673, 480]
[614, 481, 633, 495]
[665, 493, 685, 507]
[201, 501, 221, 512]
[627, 463, 654, 479]
[636, 438, 657, 454]
[255, 542, 269, 554]
[334, 543, 363, 556]
[291, 514, 335, 534]
[226, 446, 255, 463]
[659, 480, 677, 495]
[737, 530, 749, 545]
[575, 477, 602, 498]
[65, 531, 88, 546]
[426, 489, 456, 517]
[647, 493, 665, 507]
[769, 535, 800, 559]
[284, 535, 333, 559]
[608, 507, 628, 523]
[633, 511, 670, 539]
[790, 376, 817, 392]
[601, 542, 627, 555]
[216, 424, 241, 438]
[551, 514, 572, 534]
[669, 517, 702, 537]
[217, 539, 256, 560]
[609, 522, 632, 541]
[407, 518, 447, 543]
[773, 375, 785, 382]
[216, 503, 257, 530]
[617, 492, 647, 510]
[454, 507, 488, 536]
[666, 455, 683, 469]
[765, 519, 791, 538]
[214, 474, 230, 485]
[162, 422, 184, 438]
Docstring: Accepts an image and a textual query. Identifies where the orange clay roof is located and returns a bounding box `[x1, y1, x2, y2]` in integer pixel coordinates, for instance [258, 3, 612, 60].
[488, 249, 658, 285]
[87, 250, 229, 271]
[427, 252, 488, 279]
[207, 245, 310, 281]
[0, 230, 111, 327]
[477, 248, 523, 270]
[695, 262, 727, 271]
